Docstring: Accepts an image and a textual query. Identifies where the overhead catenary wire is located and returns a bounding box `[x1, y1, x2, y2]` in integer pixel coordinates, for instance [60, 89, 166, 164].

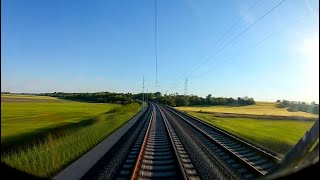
[190, 9, 318, 79]
[185, 0, 287, 78]
[154, 0, 158, 90]
[170, 0, 287, 91]
[169, 0, 262, 89]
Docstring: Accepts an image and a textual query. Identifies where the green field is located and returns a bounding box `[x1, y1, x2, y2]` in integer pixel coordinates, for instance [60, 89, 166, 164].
[176, 102, 318, 155]
[1, 95, 141, 177]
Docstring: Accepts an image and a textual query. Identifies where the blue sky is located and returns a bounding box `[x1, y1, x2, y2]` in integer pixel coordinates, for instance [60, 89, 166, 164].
[1, 0, 319, 102]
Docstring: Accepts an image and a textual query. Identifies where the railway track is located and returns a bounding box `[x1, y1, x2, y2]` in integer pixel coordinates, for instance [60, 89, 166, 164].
[163, 105, 281, 179]
[78, 103, 284, 180]
[117, 104, 199, 180]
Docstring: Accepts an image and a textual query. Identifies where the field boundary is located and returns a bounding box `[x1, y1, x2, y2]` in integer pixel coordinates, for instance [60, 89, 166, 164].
[188, 111, 317, 121]
[53, 105, 148, 180]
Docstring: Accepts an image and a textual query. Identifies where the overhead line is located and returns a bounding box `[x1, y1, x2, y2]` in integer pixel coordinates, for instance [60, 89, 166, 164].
[191, 9, 317, 79]
[201, 0, 262, 62]
[185, 0, 287, 78]
[170, 0, 289, 91]
[155, 0, 158, 90]
[169, 0, 262, 89]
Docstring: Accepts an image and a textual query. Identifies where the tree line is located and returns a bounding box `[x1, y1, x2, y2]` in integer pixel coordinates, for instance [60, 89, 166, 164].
[41, 92, 140, 104]
[277, 99, 319, 115]
[41, 92, 255, 107]
[156, 93, 255, 107]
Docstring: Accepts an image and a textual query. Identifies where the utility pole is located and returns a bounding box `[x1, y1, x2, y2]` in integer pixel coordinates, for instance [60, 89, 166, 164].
[154, 0, 158, 94]
[184, 77, 188, 96]
[142, 76, 145, 102]
[146, 89, 148, 102]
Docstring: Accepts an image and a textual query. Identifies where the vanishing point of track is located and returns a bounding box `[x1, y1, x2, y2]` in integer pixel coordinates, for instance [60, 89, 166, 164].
[81, 103, 281, 180]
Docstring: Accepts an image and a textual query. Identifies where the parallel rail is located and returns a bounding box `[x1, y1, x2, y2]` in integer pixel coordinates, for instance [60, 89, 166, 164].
[130, 105, 155, 179]
[116, 106, 153, 179]
[164, 105, 281, 179]
[159, 106, 200, 180]
[79, 102, 284, 180]
[117, 104, 199, 180]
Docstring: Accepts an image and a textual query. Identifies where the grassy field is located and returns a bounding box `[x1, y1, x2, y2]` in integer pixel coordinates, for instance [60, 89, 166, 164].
[1, 95, 121, 145]
[176, 102, 318, 118]
[176, 102, 318, 155]
[187, 112, 315, 155]
[1, 95, 142, 177]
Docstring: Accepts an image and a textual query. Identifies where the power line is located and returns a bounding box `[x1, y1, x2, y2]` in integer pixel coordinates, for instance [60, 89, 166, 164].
[169, 0, 288, 91]
[154, 0, 158, 90]
[185, 0, 287, 79]
[184, 77, 188, 96]
[169, 0, 262, 90]
[200, 0, 262, 64]
[142, 76, 145, 102]
[190, 8, 318, 79]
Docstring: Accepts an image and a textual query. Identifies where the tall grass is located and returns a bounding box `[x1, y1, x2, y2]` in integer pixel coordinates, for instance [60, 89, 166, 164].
[1, 100, 121, 140]
[1, 103, 141, 177]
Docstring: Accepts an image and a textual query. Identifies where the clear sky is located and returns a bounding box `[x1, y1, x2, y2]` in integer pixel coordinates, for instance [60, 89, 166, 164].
[1, 0, 319, 103]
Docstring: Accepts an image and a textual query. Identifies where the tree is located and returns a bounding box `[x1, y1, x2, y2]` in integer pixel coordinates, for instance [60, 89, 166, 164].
[148, 93, 155, 100]
[206, 94, 213, 104]
[155, 92, 161, 98]
[282, 100, 290, 106]
[312, 105, 319, 115]
[175, 95, 189, 106]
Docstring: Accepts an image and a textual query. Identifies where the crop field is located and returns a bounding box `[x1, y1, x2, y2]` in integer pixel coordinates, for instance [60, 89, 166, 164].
[1, 95, 141, 177]
[176, 102, 318, 155]
[2, 94, 59, 100]
[176, 102, 318, 118]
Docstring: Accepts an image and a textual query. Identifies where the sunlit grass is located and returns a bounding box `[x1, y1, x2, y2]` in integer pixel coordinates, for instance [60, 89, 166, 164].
[187, 111, 317, 155]
[1, 95, 141, 177]
[1, 96, 120, 141]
